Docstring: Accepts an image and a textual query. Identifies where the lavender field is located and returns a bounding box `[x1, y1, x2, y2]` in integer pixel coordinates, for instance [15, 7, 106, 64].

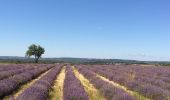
[0, 64, 170, 100]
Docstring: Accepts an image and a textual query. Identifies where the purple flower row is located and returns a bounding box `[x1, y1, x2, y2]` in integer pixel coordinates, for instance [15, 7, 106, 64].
[0, 64, 50, 72]
[0, 65, 53, 98]
[76, 66, 135, 100]
[86, 65, 170, 100]
[89, 65, 170, 90]
[16, 65, 62, 100]
[64, 66, 89, 100]
[97, 65, 170, 88]
[102, 65, 170, 83]
[0, 64, 26, 72]
[0, 67, 36, 80]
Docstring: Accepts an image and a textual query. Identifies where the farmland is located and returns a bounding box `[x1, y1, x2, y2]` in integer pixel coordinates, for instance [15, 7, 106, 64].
[0, 64, 170, 100]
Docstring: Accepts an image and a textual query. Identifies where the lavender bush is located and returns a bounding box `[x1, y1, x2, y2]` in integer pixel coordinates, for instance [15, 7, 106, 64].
[85, 65, 170, 100]
[16, 65, 62, 100]
[76, 66, 134, 100]
[0, 67, 36, 80]
[0, 64, 25, 72]
[0, 65, 53, 98]
[63, 66, 89, 100]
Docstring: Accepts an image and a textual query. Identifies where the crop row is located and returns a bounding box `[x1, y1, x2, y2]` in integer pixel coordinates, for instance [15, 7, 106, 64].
[90, 65, 170, 91]
[107, 65, 169, 82]
[104, 65, 170, 83]
[90, 65, 170, 90]
[16, 65, 62, 100]
[0, 65, 53, 98]
[0, 66, 36, 80]
[64, 66, 89, 100]
[85, 65, 170, 100]
[76, 66, 135, 100]
[0, 64, 27, 72]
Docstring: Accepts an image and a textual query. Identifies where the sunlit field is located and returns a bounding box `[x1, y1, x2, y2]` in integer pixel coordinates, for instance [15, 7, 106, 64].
[0, 64, 169, 100]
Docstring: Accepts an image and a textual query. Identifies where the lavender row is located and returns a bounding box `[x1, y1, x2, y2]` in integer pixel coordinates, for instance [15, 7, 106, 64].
[89, 65, 170, 91]
[64, 66, 89, 100]
[93, 66, 170, 91]
[0, 64, 26, 72]
[91, 65, 170, 91]
[0, 67, 36, 80]
[88, 65, 170, 99]
[0, 64, 52, 80]
[101, 65, 170, 83]
[0, 65, 53, 98]
[0, 64, 52, 72]
[76, 66, 135, 100]
[87, 65, 170, 100]
[16, 65, 62, 100]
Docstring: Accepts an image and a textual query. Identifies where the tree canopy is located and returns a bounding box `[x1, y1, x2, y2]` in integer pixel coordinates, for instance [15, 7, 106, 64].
[26, 44, 45, 63]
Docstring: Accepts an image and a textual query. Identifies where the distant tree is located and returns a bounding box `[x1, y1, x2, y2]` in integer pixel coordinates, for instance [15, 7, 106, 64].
[26, 44, 45, 63]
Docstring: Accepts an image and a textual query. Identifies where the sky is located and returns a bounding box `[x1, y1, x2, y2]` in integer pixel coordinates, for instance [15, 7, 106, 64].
[0, 0, 170, 61]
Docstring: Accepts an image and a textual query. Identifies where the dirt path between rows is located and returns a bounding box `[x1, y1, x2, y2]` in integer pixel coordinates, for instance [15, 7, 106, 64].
[49, 66, 66, 100]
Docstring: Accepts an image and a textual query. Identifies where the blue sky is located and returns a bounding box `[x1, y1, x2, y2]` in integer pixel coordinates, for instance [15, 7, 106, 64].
[0, 0, 170, 61]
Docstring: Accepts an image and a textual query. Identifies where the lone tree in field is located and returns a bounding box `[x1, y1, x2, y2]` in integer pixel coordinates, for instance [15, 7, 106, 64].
[26, 44, 45, 63]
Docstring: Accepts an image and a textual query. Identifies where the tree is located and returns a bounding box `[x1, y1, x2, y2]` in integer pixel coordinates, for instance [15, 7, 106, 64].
[26, 44, 45, 63]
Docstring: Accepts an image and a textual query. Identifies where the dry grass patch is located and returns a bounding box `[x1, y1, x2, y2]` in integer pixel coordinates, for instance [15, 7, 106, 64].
[73, 66, 106, 100]
[49, 66, 66, 100]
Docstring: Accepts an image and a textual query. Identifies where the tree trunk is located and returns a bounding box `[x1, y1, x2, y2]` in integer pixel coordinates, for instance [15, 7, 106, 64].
[35, 56, 40, 63]
[35, 58, 38, 63]
[34, 55, 38, 63]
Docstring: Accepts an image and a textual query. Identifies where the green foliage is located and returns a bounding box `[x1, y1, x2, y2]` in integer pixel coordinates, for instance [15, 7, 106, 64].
[26, 44, 45, 63]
